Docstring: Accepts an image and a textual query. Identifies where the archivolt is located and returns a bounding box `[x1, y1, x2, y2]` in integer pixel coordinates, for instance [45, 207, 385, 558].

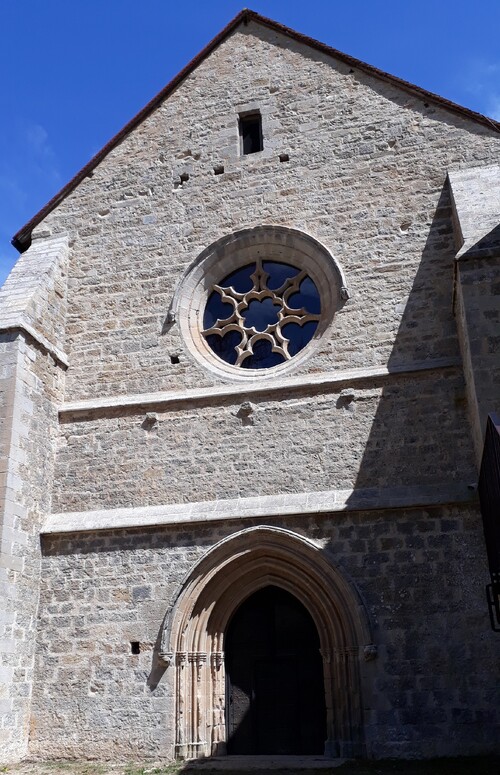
[159, 526, 374, 759]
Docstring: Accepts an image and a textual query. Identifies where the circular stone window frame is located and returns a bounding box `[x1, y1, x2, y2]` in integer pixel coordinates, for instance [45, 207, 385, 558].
[169, 225, 349, 381]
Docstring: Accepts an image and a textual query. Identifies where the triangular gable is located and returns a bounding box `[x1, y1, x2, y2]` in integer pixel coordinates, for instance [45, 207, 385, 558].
[12, 8, 500, 253]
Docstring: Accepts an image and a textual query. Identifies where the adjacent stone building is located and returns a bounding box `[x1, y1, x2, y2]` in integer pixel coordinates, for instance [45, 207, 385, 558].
[1, 9, 499, 764]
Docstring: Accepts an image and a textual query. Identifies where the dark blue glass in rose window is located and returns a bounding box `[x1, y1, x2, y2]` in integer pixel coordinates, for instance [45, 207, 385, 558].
[204, 331, 241, 365]
[241, 339, 285, 369]
[203, 293, 233, 329]
[243, 298, 281, 330]
[281, 320, 319, 357]
[288, 277, 321, 314]
[221, 264, 255, 293]
[263, 261, 300, 289]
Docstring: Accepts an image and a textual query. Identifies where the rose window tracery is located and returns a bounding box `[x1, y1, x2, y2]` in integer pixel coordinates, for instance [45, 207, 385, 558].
[202, 260, 321, 369]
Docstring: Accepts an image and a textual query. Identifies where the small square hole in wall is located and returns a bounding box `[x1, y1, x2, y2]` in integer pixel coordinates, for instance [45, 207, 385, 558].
[130, 641, 140, 654]
[279, 153, 290, 163]
[239, 112, 263, 155]
[170, 354, 180, 364]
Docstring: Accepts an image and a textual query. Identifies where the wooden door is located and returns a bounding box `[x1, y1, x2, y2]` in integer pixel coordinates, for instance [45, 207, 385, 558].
[225, 585, 326, 754]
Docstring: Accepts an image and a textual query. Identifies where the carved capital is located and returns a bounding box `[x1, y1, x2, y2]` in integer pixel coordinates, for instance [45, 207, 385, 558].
[211, 651, 224, 669]
[333, 646, 359, 658]
[188, 652, 208, 665]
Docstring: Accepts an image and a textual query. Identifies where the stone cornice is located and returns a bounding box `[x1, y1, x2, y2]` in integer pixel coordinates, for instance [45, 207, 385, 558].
[0, 323, 68, 369]
[59, 356, 462, 418]
[42, 482, 475, 535]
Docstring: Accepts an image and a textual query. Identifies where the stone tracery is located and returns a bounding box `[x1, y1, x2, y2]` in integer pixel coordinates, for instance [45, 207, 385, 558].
[171, 225, 349, 380]
[202, 260, 321, 368]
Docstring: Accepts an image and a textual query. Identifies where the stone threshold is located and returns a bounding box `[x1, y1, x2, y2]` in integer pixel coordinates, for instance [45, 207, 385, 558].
[59, 356, 461, 417]
[42, 482, 475, 535]
[183, 755, 345, 770]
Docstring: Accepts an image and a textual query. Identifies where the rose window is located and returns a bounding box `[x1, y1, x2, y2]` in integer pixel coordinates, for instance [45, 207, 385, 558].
[202, 261, 321, 369]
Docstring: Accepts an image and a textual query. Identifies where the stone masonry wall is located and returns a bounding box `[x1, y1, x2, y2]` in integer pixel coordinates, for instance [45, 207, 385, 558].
[31, 22, 500, 401]
[0, 234, 68, 763]
[53, 367, 474, 513]
[0, 334, 21, 758]
[0, 334, 65, 762]
[30, 506, 498, 760]
[455, 256, 500, 462]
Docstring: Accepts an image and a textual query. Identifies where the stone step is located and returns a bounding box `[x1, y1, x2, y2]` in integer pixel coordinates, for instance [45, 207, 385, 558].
[183, 755, 346, 771]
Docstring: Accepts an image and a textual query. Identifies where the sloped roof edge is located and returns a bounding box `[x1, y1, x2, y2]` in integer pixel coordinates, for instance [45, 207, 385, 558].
[12, 8, 500, 252]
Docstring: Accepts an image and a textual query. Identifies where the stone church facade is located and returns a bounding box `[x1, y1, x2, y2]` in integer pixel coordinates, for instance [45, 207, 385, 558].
[1, 9, 499, 764]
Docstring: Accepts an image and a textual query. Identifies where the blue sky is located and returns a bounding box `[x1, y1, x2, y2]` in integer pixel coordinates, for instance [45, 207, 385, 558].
[2, 0, 500, 284]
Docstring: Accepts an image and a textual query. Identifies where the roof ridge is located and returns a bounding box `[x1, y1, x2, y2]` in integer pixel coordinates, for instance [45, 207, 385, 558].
[12, 8, 500, 252]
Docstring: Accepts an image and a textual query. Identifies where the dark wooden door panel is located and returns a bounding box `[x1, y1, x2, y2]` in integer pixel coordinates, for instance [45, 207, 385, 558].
[256, 657, 299, 754]
[226, 585, 326, 755]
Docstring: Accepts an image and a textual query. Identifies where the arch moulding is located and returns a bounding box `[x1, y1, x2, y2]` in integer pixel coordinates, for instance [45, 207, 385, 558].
[159, 525, 374, 759]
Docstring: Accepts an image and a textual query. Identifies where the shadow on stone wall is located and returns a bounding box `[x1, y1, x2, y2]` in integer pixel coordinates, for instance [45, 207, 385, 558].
[342, 181, 475, 498]
[330, 181, 493, 757]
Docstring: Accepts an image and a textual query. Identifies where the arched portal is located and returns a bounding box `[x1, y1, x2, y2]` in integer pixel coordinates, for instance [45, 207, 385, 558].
[226, 585, 326, 755]
[159, 526, 374, 759]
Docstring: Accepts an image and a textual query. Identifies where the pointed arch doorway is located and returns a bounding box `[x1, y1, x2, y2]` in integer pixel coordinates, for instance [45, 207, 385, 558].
[159, 526, 374, 759]
[226, 585, 326, 755]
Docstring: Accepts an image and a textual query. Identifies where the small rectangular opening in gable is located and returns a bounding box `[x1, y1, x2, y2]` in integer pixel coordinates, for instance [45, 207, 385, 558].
[239, 112, 263, 155]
